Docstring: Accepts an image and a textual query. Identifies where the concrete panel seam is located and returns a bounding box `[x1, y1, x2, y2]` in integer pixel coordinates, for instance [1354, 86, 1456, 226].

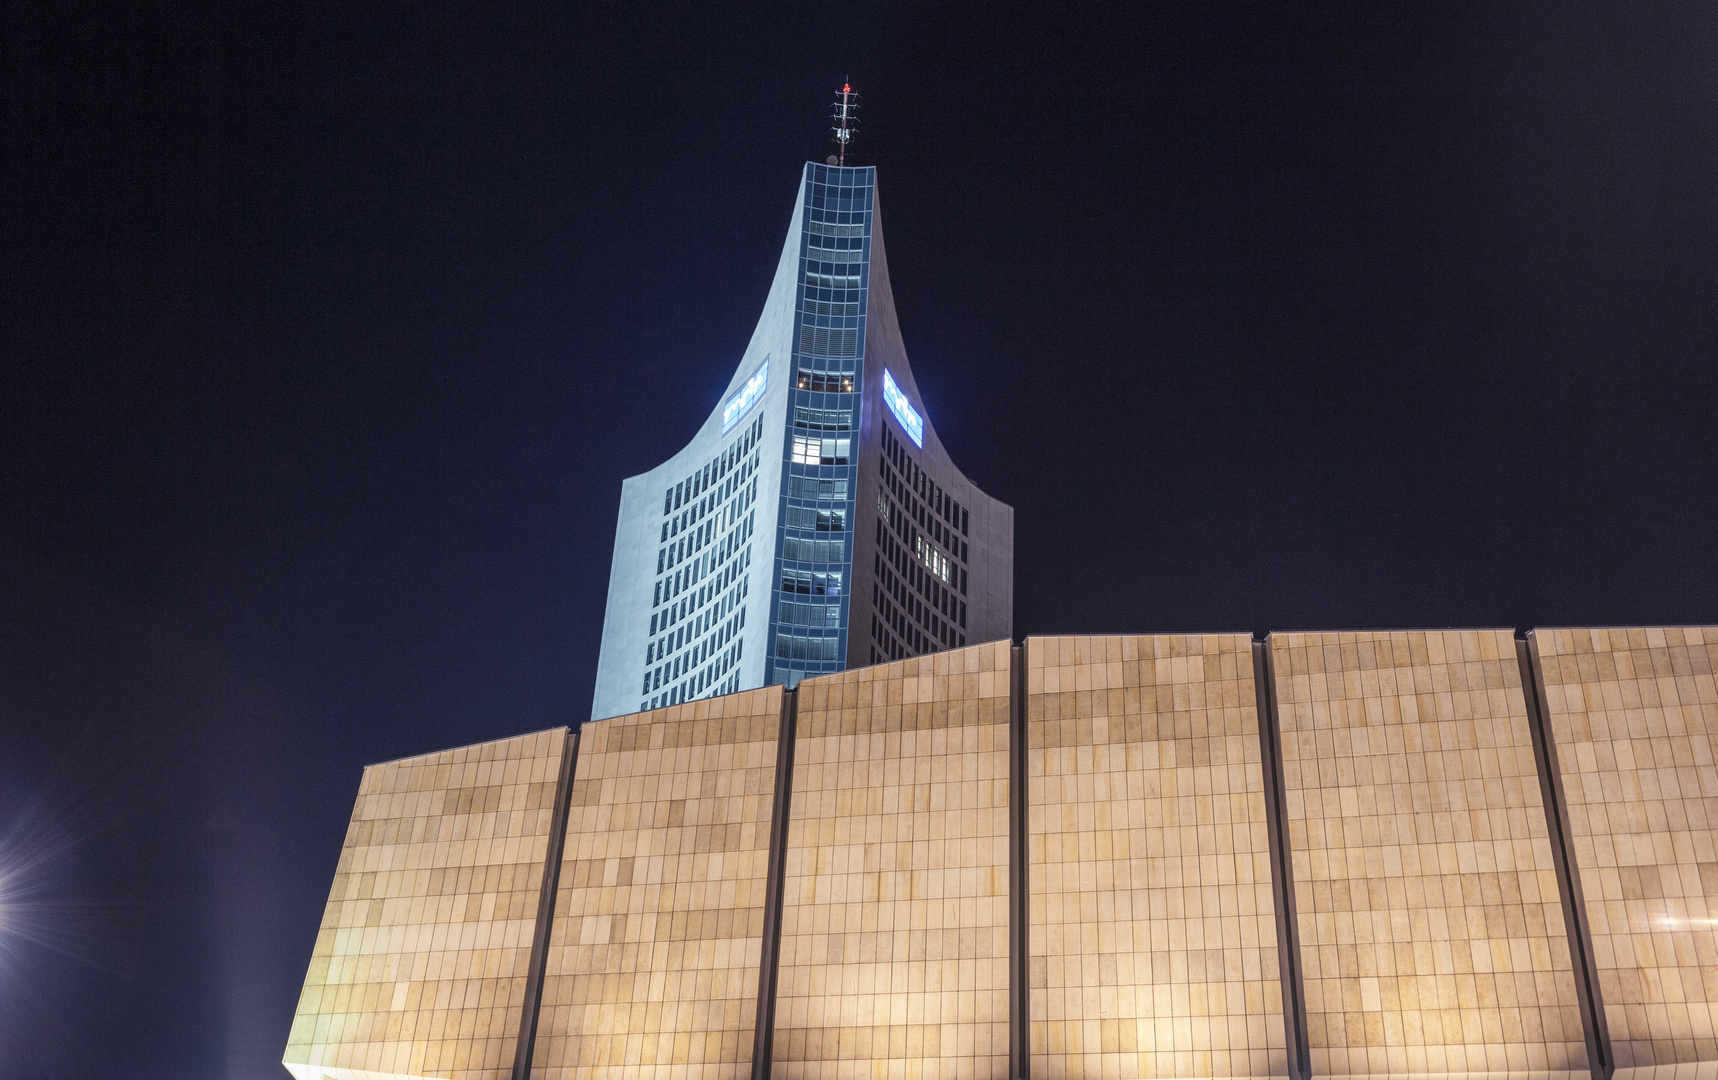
[511, 725, 580, 1080]
[1010, 643, 1028, 1080]
[1519, 630, 1614, 1080]
[752, 687, 798, 1080]
[1254, 638, 1310, 1080]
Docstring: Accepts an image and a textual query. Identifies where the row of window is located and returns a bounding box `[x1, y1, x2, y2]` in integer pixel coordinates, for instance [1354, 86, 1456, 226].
[791, 436, 851, 466]
[777, 601, 840, 629]
[793, 407, 851, 431]
[883, 454, 968, 564]
[796, 372, 853, 393]
[914, 534, 951, 583]
[809, 188, 869, 211]
[782, 536, 844, 564]
[781, 570, 842, 596]
[775, 633, 840, 662]
[806, 234, 864, 253]
[803, 301, 861, 319]
[788, 475, 848, 502]
[797, 325, 859, 357]
[804, 219, 864, 239]
[870, 609, 962, 664]
[645, 421, 768, 706]
[784, 506, 845, 532]
[875, 542, 966, 636]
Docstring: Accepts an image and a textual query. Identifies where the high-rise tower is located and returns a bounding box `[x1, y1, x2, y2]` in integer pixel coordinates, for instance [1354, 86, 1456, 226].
[590, 152, 1013, 721]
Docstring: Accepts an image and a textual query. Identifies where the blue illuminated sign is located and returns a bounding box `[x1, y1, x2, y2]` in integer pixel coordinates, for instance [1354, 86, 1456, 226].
[722, 358, 769, 433]
[882, 369, 923, 447]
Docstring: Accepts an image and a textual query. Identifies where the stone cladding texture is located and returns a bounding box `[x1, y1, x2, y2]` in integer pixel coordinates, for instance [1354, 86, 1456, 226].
[284, 728, 567, 1080]
[773, 643, 1013, 1080]
[533, 688, 783, 1080]
[1273, 630, 1587, 1080]
[1029, 634, 1289, 1080]
[1538, 626, 1718, 1080]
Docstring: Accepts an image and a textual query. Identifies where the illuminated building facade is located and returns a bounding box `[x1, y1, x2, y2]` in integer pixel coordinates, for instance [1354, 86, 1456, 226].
[286, 625, 1718, 1080]
[588, 163, 1014, 723]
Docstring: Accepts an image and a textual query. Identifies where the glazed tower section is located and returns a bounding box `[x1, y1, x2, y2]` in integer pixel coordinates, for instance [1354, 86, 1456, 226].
[767, 161, 1014, 687]
[591, 163, 1013, 721]
[764, 164, 871, 687]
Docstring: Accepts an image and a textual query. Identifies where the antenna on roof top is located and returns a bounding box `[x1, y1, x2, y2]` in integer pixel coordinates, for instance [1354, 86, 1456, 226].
[829, 82, 859, 167]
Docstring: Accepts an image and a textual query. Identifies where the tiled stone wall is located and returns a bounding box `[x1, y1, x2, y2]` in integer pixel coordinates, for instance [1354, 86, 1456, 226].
[532, 688, 783, 1080]
[1273, 630, 1588, 1080]
[772, 642, 1013, 1080]
[283, 728, 567, 1080]
[1028, 634, 1289, 1080]
[283, 627, 1718, 1080]
[1538, 627, 1718, 1079]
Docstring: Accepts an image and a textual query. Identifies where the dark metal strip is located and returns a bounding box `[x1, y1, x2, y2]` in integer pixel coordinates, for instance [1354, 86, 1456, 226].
[751, 686, 799, 1080]
[1517, 630, 1613, 1080]
[1253, 637, 1309, 1080]
[511, 724, 581, 1080]
[1010, 643, 1030, 1080]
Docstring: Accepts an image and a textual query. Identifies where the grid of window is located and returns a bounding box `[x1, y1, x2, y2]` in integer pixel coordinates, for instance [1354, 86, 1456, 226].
[643, 415, 766, 712]
[869, 425, 969, 665]
[767, 164, 871, 687]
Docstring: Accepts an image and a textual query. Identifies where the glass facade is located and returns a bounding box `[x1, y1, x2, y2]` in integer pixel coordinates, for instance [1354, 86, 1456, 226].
[591, 159, 1011, 746]
[767, 165, 873, 689]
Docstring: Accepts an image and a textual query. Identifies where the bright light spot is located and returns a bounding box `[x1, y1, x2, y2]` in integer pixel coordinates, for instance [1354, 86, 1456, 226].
[722, 358, 769, 433]
[882, 369, 923, 447]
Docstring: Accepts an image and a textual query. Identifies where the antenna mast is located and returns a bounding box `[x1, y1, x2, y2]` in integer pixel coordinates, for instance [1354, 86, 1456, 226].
[829, 82, 859, 166]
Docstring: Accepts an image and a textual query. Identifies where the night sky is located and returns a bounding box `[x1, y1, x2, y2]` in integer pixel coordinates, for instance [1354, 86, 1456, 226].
[4, 2, 1717, 1076]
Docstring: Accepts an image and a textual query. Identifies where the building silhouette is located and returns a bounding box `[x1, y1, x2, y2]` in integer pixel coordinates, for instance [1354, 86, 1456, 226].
[589, 162, 1013, 722]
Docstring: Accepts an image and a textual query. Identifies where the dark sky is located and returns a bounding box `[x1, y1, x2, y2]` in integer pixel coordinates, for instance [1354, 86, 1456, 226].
[3, 2, 1716, 1076]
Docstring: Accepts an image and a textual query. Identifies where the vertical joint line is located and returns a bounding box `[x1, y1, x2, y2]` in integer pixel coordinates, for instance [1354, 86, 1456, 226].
[1517, 631, 1613, 1080]
[752, 686, 799, 1080]
[1253, 639, 1309, 1080]
[512, 725, 581, 1080]
[1010, 643, 1029, 1080]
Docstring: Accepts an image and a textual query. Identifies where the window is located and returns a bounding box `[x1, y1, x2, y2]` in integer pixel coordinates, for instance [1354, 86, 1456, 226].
[914, 534, 951, 582]
[795, 372, 853, 393]
[793, 407, 852, 430]
[791, 436, 850, 465]
[785, 506, 846, 532]
[789, 476, 848, 501]
[774, 634, 839, 661]
[781, 570, 843, 596]
[782, 536, 842, 563]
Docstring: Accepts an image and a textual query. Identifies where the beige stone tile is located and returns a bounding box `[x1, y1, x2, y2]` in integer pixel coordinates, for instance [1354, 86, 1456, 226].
[1028, 633, 1289, 1080]
[1275, 631, 1588, 1080]
[532, 687, 783, 1080]
[1539, 627, 1718, 1072]
[283, 728, 568, 1080]
[773, 642, 1012, 1080]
